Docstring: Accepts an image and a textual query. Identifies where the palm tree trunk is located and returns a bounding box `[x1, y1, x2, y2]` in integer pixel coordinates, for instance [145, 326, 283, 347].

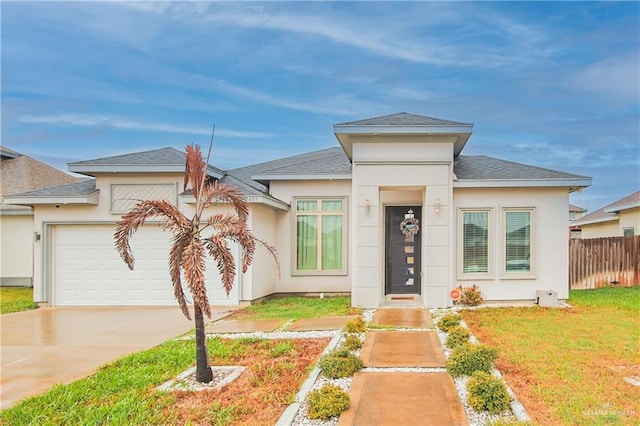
[194, 304, 213, 383]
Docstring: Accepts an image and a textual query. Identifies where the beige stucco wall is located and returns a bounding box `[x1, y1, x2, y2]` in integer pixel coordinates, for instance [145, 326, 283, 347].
[453, 187, 570, 301]
[619, 207, 640, 235]
[30, 173, 279, 304]
[270, 180, 352, 294]
[0, 214, 34, 285]
[351, 137, 455, 308]
[580, 221, 621, 239]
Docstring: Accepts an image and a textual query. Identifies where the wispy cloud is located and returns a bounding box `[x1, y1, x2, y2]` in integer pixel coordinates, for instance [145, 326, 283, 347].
[17, 114, 273, 138]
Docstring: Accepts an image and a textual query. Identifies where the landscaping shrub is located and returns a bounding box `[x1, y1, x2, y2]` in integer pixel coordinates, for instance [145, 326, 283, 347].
[446, 325, 471, 349]
[344, 317, 367, 333]
[437, 313, 462, 332]
[446, 344, 499, 377]
[458, 284, 484, 306]
[466, 371, 512, 414]
[318, 349, 364, 378]
[306, 384, 350, 420]
[342, 334, 363, 351]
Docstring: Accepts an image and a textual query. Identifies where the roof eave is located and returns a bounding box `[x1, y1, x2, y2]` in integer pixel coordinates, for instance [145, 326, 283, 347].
[453, 178, 592, 190]
[67, 164, 224, 179]
[571, 215, 618, 227]
[3, 191, 100, 206]
[333, 124, 473, 159]
[179, 193, 289, 211]
[604, 201, 640, 213]
[251, 173, 352, 181]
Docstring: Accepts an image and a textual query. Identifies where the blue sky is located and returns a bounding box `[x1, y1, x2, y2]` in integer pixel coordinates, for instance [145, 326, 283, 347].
[2, 1, 638, 212]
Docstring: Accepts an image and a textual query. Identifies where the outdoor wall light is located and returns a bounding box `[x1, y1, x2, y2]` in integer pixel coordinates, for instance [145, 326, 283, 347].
[434, 198, 441, 214]
[364, 199, 371, 213]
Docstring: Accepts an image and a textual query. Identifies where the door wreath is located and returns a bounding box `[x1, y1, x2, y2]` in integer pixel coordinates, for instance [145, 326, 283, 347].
[400, 210, 419, 242]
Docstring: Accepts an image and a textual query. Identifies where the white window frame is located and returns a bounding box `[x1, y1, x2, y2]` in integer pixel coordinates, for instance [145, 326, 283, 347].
[457, 208, 493, 280]
[501, 207, 536, 279]
[623, 227, 635, 237]
[292, 197, 348, 276]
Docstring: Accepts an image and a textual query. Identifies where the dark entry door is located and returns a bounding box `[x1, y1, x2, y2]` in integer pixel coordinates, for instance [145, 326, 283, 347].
[385, 206, 422, 294]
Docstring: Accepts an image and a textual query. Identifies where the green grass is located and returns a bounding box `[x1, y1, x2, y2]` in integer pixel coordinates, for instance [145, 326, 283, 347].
[0, 337, 327, 425]
[0, 287, 37, 314]
[461, 287, 640, 425]
[234, 296, 360, 321]
[0, 339, 193, 425]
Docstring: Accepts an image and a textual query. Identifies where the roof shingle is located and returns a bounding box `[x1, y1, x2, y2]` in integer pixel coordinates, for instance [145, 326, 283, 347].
[334, 112, 472, 127]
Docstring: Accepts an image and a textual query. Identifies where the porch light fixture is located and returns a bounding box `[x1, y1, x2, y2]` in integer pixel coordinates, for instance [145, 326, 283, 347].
[434, 198, 441, 214]
[364, 199, 371, 213]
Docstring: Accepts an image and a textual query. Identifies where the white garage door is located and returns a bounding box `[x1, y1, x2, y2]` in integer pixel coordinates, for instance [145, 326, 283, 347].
[53, 225, 239, 306]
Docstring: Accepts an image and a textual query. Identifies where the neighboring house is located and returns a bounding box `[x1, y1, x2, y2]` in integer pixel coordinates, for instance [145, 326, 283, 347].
[1, 146, 80, 286]
[5, 113, 592, 307]
[570, 191, 640, 239]
[569, 204, 587, 238]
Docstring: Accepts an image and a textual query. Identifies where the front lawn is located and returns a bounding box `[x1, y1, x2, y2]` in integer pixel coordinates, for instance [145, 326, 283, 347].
[461, 287, 640, 425]
[0, 287, 37, 314]
[231, 295, 361, 321]
[0, 337, 329, 425]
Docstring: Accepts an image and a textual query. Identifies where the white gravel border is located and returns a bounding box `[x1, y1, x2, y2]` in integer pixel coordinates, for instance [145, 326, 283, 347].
[173, 307, 530, 425]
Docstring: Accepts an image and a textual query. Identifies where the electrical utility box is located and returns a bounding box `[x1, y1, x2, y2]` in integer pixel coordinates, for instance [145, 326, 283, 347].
[536, 290, 558, 307]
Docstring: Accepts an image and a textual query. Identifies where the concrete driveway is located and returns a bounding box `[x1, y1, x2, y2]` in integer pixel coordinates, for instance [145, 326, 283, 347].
[0, 306, 235, 409]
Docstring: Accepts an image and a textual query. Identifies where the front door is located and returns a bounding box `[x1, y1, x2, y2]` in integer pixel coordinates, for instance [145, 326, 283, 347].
[385, 206, 422, 294]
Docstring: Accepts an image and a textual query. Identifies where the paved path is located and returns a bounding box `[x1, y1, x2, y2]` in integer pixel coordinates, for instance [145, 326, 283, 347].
[339, 308, 468, 425]
[0, 306, 235, 409]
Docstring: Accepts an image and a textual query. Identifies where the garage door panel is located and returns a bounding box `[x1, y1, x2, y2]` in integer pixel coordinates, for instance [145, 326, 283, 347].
[54, 225, 239, 307]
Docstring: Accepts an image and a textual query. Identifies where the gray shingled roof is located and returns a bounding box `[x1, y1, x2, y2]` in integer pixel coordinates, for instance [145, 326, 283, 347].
[226, 147, 351, 193]
[7, 179, 97, 197]
[334, 112, 472, 126]
[70, 147, 187, 166]
[571, 191, 640, 226]
[453, 155, 589, 180]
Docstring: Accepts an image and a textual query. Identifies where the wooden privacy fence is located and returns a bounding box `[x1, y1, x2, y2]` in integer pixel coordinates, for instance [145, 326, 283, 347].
[569, 235, 640, 290]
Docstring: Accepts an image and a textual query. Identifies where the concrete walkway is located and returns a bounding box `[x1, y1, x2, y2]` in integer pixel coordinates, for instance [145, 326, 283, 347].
[339, 308, 468, 425]
[0, 306, 235, 409]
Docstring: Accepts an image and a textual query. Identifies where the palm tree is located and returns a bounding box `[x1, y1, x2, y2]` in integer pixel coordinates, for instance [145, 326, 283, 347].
[114, 144, 278, 382]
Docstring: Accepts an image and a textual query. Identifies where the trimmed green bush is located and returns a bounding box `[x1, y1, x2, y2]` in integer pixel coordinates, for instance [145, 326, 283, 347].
[466, 371, 512, 414]
[318, 349, 364, 378]
[344, 317, 367, 333]
[459, 285, 484, 306]
[342, 334, 363, 351]
[437, 313, 462, 332]
[446, 344, 499, 377]
[306, 384, 350, 420]
[446, 325, 471, 349]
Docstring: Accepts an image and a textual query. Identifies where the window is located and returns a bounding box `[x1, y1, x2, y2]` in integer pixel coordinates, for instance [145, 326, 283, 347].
[623, 227, 635, 237]
[504, 209, 534, 275]
[294, 198, 346, 274]
[460, 210, 491, 276]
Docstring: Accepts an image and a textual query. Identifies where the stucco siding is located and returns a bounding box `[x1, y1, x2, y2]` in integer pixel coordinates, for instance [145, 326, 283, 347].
[619, 207, 640, 235]
[270, 180, 352, 294]
[0, 214, 34, 285]
[580, 221, 620, 239]
[453, 187, 570, 301]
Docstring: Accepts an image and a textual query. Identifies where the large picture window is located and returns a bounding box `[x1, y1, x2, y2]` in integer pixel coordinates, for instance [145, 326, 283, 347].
[504, 209, 534, 275]
[295, 198, 346, 274]
[459, 209, 492, 278]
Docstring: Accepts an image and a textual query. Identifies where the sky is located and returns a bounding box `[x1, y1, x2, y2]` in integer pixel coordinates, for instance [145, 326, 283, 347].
[1, 1, 638, 212]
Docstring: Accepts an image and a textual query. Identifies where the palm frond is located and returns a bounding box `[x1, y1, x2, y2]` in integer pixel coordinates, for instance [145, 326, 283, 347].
[182, 236, 211, 318]
[169, 234, 192, 320]
[199, 181, 249, 222]
[184, 144, 206, 201]
[203, 236, 237, 296]
[114, 200, 189, 270]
